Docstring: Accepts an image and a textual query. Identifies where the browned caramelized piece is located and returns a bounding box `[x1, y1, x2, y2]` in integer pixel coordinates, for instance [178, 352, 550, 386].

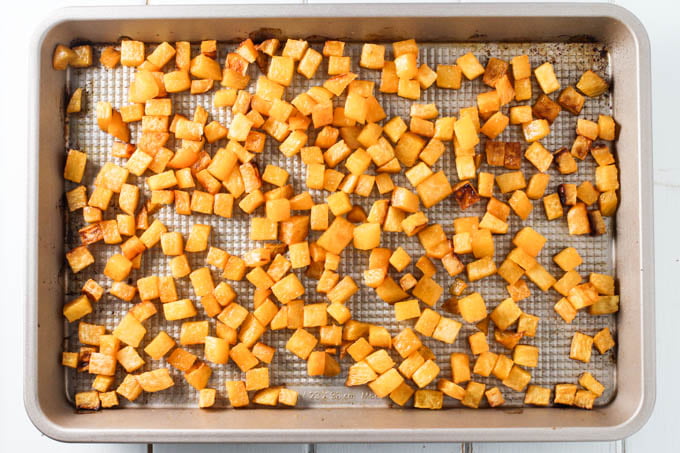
[305, 261, 324, 280]
[494, 330, 523, 350]
[279, 216, 309, 245]
[75, 391, 101, 410]
[254, 50, 270, 73]
[571, 135, 592, 160]
[452, 181, 481, 210]
[577, 70, 609, 97]
[347, 205, 368, 223]
[558, 86, 585, 115]
[554, 147, 578, 175]
[74, 346, 93, 372]
[588, 210, 607, 236]
[474, 153, 483, 169]
[532, 94, 561, 124]
[503, 142, 522, 170]
[485, 141, 505, 167]
[483, 58, 509, 87]
[441, 297, 459, 316]
[79, 223, 103, 245]
[558, 183, 578, 206]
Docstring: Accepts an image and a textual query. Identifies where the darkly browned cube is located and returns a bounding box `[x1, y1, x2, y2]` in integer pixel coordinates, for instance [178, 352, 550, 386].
[485, 140, 505, 166]
[588, 209, 607, 236]
[532, 94, 562, 123]
[571, 135, 592, 160]
[558, 183, 578, 206]
[483, 57, 509, 87]
[452, 181, 481, 210]
[558, 86, 585, 115]
[504, 142, 522, 170]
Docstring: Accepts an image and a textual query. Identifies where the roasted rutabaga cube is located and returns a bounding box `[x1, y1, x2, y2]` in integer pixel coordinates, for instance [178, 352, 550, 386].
[368, 368, 404, 398]
[570, 332, 594, 363]
[461, 381, 486, 408]
[490, 298, 522, 331]
[452, 181, 481, 210]
[414, 389, 444, 409]
[251, 382, 281, 406]
[458, 293, 488, 323]
[577, 70, 609, 97]
[534, 62, 560, 94]
[416, 171, 452, 208]
[533, 94, 561, 123]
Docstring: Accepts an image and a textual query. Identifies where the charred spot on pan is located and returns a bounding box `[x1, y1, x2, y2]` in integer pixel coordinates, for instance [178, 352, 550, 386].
[363, 32, 399, 42]
[304, 35, 335, 42]
[116, 35, 136, 44]
[75, 407, 101, 413]
[567, 34, 598, 43]
[68, 38, 94, 48]
[468, 32, 488, 41]
[249, 28, 283, 42]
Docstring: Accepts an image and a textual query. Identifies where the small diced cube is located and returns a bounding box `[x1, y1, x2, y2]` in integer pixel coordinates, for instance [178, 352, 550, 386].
[468, 332, 489, 356]
[458, 292, 487, 323]
[524, 385, 551, 406]
[456, 53, 484, 80]
[569, 332, 594, 363]
[593, 327, 616, 354]
[502, 365, 532, 392]
[554, 384, 578, 406]
[534, 62, 560, 94]
[225, 381, 249, 408]
[574, 390, 597, 410]
[360, 44, 385, 69]
[461, 381, 486, 409]
[579, 372, 605, 397]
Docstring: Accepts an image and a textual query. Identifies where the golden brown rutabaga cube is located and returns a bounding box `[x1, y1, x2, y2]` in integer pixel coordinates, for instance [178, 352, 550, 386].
[570, 332, 594, 363]
[577, 70, 609, 97]
[558, 86, 585, 115]
[414, 389, 444, 409]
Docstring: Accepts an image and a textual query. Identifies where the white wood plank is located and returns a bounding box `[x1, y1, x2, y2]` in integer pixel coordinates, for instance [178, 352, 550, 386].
[471, 442, 622, 453]
[316, 443, 463, 453]
[307, 0, 459, 4]
[459, 0, 606, 2]
[460, 0, 613, 3]
[149, 0, 303, 4]
[154, 445, 307, 453]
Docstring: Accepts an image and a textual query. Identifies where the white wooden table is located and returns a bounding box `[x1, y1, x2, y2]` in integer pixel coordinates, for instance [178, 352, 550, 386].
[1, 1, 676, 451]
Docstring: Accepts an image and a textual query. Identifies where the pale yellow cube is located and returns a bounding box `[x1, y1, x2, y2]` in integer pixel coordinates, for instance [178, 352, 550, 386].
[360, 44, 385, 69]
[534, 62, 560, 94]
[456, 52, 484, 80]
[570, 332, 594, 363]
[458, 292, 488, 324]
